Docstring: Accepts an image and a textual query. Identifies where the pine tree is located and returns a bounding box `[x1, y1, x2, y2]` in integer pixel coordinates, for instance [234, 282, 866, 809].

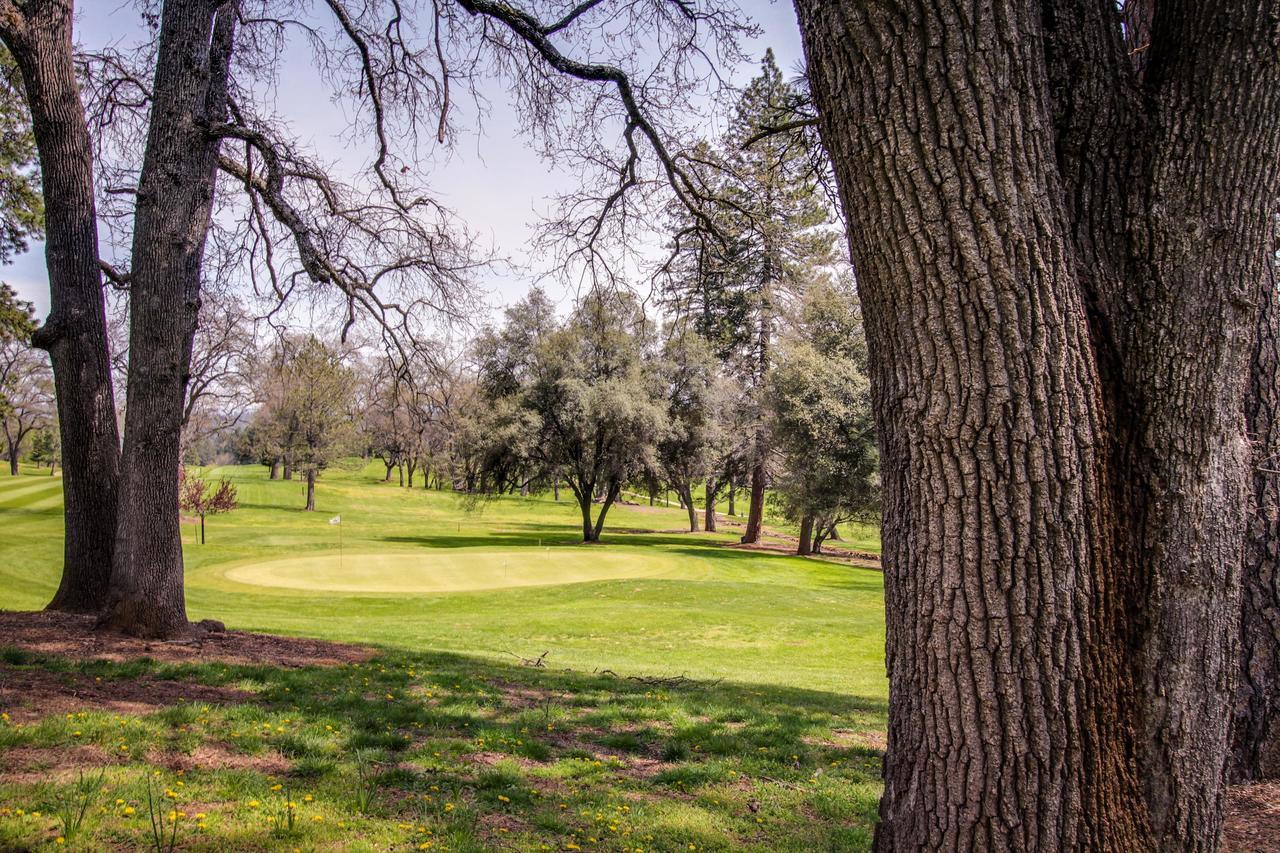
[664, 49, 838, 543]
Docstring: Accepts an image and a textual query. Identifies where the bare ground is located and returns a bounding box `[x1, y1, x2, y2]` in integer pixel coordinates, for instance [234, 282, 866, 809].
[0, 609, 374, 667]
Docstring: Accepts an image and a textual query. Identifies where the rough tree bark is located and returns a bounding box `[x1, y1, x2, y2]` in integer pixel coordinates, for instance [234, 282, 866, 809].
[0, 0, 121, 613]
[1233, 254, 1280, 781]
[98, 0, 237, 638]
[304, 469, 316, 511]
[794, 0, 1280, 848]
[796, 513, 813, 556]
[270, 458, 281, 480]
[703, 477, 721, 532]
[739, 463, 765, 543]
[676, 483, 698, 532]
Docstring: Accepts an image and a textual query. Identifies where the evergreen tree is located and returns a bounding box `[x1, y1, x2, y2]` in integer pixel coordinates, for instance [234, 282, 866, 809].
[663, 50, 839, 543]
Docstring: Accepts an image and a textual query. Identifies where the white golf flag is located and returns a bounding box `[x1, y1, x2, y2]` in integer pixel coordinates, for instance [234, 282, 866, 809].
[329, 515, 341, 525]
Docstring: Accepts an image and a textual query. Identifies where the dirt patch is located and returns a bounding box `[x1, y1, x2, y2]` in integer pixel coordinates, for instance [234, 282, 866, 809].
[179, 742, 291, 776]
[804, 727, 886, 754]
[0, 665, 257, 724]
[726, 539, 882, 570]
[0, 609, 374, 667]
[1, 745, 124, 783]
[492, 682, 560, 711]
[477, 810, 530, 839]
[1225, 780, 1280, 852]
[469, 750, 541, 770]
[1, 742, 291, 784]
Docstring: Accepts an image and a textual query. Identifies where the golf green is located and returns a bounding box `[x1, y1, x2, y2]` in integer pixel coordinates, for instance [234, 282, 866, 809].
[220, 547, 699, 593]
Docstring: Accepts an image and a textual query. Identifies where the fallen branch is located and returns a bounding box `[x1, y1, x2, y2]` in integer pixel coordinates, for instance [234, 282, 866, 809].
[593, 669, 722, 689]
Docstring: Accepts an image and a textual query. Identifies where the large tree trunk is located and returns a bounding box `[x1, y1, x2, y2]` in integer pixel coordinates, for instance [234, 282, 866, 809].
[739, 462, 765, 543]
[304, 468, 315, 511]
[591, 480, 620, 541]
[795, 0, 1280, 848]
[6, 439, 16, 476]
[1233, 254, 1280, 781]
[0, 0, 122, 613]
[575, 482, 596, 542]
[99, 0, 237, 639]
[811, 521, 829, 555]
[270, 458, 281, 479]
[704, 478, 720, 532]
[796, 514, 813, 556]
[283, 458, 293, 480]
[677, 484, 698, 532]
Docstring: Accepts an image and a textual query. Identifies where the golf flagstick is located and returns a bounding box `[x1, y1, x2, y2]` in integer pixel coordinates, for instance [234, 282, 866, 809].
[329, 514, 342, 570]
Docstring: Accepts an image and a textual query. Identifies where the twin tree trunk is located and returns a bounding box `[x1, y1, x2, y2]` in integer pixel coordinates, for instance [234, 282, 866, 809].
[98, 0, 236, 638]
[794, 0, 1280, 849]
[575, 479, 620, 542]
[675, 483, 698, 532]
[0, 0, 121, 613]
[739, 462, 765, 543]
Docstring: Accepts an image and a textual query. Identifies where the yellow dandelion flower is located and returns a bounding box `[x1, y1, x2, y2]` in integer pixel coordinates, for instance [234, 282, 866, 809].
[123, 807, 135, 815]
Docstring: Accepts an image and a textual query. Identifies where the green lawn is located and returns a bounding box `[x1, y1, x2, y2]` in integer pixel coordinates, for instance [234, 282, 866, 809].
[0, 462, 887, 851]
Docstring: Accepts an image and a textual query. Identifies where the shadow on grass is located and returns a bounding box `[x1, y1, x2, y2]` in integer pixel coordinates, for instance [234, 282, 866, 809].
[0, 639, 886, 852]
[0, 641, 886, 750]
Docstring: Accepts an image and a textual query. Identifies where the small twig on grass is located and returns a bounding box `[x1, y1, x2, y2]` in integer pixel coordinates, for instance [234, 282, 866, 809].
[593, 669, 723, 689]
[505, 650, 549, 667]
[758, 775, 809, 791]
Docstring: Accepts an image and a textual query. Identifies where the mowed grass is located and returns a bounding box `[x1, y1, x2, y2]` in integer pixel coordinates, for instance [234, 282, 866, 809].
[0, 462, 884, 697]
[0, 463, 887, 850]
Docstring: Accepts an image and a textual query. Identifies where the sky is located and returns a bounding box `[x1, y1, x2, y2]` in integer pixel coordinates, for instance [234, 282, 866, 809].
[7, 1, 805, 321]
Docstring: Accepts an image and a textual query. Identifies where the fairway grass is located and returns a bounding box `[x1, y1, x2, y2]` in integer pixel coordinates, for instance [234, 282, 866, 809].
[0, 462, 886, 699]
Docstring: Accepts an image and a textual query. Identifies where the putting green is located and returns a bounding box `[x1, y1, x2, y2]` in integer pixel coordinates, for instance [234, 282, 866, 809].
[221, 547, 698, 593]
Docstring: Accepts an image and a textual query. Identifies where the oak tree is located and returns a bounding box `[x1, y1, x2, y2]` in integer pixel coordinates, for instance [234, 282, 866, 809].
[791, 0, 1280, 848]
